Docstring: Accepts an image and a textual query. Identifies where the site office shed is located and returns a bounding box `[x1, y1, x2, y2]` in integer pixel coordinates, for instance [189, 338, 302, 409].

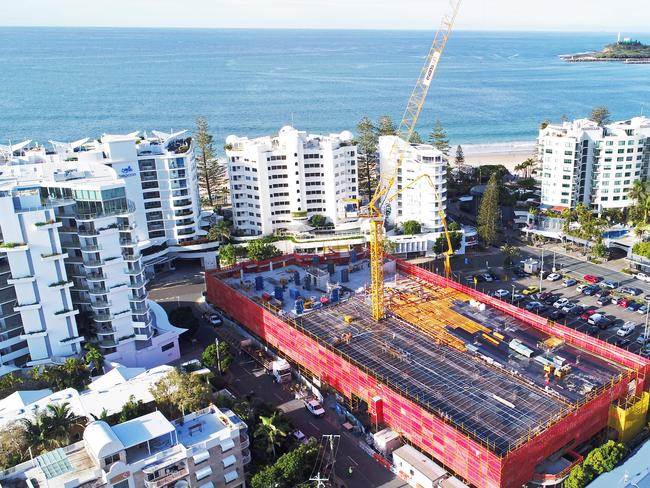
[205, 254, 650, 488]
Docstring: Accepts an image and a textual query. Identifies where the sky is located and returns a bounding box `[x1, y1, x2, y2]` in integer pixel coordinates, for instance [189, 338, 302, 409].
[0, 0, 648, 32]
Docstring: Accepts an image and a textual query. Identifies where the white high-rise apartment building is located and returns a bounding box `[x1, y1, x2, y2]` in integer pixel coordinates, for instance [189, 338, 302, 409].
[0, 130, 212, 374]
[225, 126, 359, 236]
[538, 117, 650, 210]
[379, 136, 447, 232]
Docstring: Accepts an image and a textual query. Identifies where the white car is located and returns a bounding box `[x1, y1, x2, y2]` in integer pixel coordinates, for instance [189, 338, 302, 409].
[209, 314, 222, 326]
[553, 298, 569, 309]
[617, 322, 636, 337]
[576, 284, 589, 293]
[562, 303, 578, 313]
[546, 273, 562, 282]
[303, 398, 325, 417]
[494, 289, 510, 299]
[292, 430, 308, 444]
[483, 273, 494, 283]
[635, 273, 650, 282]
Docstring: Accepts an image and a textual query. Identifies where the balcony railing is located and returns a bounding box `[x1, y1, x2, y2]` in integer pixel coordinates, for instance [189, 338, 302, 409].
[143, 467, 189, 488]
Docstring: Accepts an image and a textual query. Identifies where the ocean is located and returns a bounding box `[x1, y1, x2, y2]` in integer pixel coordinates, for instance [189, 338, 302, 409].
[1, 28, 649, 150]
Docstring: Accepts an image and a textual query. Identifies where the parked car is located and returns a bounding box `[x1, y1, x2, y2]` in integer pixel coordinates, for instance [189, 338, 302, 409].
[538, 291, 553, 301]
[583, 275, 602, 283]
[483, 273, 494, 283]
[511, 293, 525, 303]
[562, 303, 578, 314]
[583, 285, 600, 296]
[292, 430, 308, 443]
[512, 267, 527, 278]
[620, 287, 643, 296]
[303, 397, 326, 417]
[614, 337, 630, 348]
[640, 344, 650, 357]
[576, 284, 589, 293]
[587, 313, 604, 325]
[569, 305, 585, 316]
[587, 326, 600, 336]
[473, 274, 485, 283]
[596, 317, 613, 329]
[602, 280, 620, 290]
[636, 333, 650, 345]
[549, 310, 566, 321]
[209, 314, 222, 326]
[487, 271, 500, 281]
[543, 294, 559, 305]
[611, 296, 624, 305]
[635, 272, 650, 282]
[522, 286, 539, 296]
[638, 305, 648, 315]
[595, 288, 610, 298]
[580, 309, 597, 321]
[493, 289, 510, 299]
[553, 298, 569, 309]
[547, 273, 562, 282]
[563, 278, 578, 287]
[525, 301, 545, 312]
[644, 294, 650, 301]
[596, 295, 611, 306]
[618, 298, 631, 308]
[617, 322, 636, 337]
[628, 302, 643, 312]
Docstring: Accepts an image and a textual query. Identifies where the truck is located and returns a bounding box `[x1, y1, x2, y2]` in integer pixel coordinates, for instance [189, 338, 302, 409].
[240, 339, 292, 383]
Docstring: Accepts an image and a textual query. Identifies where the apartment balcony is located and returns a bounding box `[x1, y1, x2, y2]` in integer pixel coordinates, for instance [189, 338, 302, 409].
[80, 245, 102, 253]
[60, 336, 84, 346]
[54, 309, 79, 319]
[93, 313, 113, 323]
[122, 253, 140, 262]
[86, 272, 107, 282]
[48, 280, 74, 291]
[91, 299, 112, 309]
[143, 467, 189, 488]
[34, 220, 63, 231]
[41, 252, 68, 263]
[20, 329, 48, 340]
[129, 291, 147, 302]
[134, 331, 152, 341]
[7, 275, 36, 285]
[0, 243, 29, 253]
[239, 433, 250, 450]
[97, 338, 118, 349]
[95, 325, 116, 336]
[14, 302, 41, 312]
[118, 223, 137, 232]
[242, 449, 251, 465]
[172, 199, 192, 208]
[123, 265, 144, 275]
[128, 277, 147, 288]
[88, 286, 108, 296]
[119, 237, 138, 247]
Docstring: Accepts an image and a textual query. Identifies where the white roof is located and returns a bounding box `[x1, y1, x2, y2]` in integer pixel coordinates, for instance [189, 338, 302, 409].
[111, 411, 175, 449]
[83, 421, 124, 460]
[0, 389, 52, 412]
[87, 366, 145, 391]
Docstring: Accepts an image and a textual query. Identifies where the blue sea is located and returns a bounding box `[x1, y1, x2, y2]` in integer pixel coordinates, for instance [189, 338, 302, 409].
[1, 28, 649, 150]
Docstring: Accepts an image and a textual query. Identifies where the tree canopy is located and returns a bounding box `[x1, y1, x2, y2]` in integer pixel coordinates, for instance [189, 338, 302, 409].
[202, 342, 233, 373]
[402, 220, 422, 235]
[308, 214, 327, 227]
[590, 106, 611, 126]
[355, 117, 380, 199]
[429, 120, 450, 156]
[247, 239, 282, 262]
[454, 145, 464, 166]
[195, 116, 220, 206]
[477, 173, 500, 246]
[250, 439, 320, 488]
[149, 369, 211, 418]
[377, 115, 397, 136]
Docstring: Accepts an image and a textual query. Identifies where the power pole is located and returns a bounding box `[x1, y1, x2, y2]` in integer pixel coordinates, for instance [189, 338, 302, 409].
[309, 434, 341, 487]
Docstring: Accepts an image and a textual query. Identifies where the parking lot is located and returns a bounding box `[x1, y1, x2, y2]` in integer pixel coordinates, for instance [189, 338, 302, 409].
[468, 266, 650, 357]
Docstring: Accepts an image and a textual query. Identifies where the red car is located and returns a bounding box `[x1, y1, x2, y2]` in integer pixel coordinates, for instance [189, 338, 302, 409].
[618, 298, 630, 308]
[583, 275, 602, 283]
[580, 309, 597, 321]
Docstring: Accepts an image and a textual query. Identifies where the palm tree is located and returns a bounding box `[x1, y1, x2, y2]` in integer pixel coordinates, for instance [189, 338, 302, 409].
[500, 244, 520, 268]
[207, 220, 231, 243]
[21, 410, 50, 453]
[84, 344, 104, 375]
[629, 180, 649, 225]
[45, 403, 82, 447]
[254, 411, 288, 459]
[91, 408, 110, 423]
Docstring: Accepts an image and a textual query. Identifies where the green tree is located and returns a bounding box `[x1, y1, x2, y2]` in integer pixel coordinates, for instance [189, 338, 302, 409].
[409, 130, 424, 144]
[219, 243, 237, 267]
[0, 422, 29, 470]
[383, 239, 397, 254]
[207, 220, 231, 243]
[477, 173, 500, 246]
[590, 106, 611, 126]
[428, 119, 450, 156]
[90, 408, 111, 423]
[247, 239, 282, 262]
[402, 220, 422, 235]
[539, 119, 551, 130]
[500, 244, 520, 267]
[202, 342, 233, 374]
[195, 116, 219, 206]
[84, 344, 104, 375]
[377, 115, 397, 136]
[454, 145, 464, 166]
[0, 372, 23, 396]
[591, 241, 607, 258]
[433, 231, 462, 254]
[355, 117, 379, 198]
[118, 394, 150, 423]
[251, 440, 319, 488]
[629, 179, 650, 225]
[583, 440, 627, 474]
[44, 403, 82, 446]
[564, 463, 594, 488]
[149, 369, 211, 418]
[254, 411, 289, 459]
[308, 214, 327, 227]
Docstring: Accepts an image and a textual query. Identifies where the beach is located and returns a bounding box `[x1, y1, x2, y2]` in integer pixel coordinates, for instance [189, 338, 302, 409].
[459, 141, 537, 172]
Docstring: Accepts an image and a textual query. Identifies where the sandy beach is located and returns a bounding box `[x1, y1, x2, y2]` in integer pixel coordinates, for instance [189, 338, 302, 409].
[458, 141, 537, 172]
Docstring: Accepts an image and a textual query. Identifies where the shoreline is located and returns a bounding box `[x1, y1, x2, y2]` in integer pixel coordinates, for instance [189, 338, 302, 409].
[454, 140, 536, 171]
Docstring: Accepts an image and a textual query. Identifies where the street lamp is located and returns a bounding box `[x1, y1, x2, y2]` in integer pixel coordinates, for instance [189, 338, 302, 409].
[215, 337, 222, 375]
[539, 248, 545, 293]
[511, 284, 516, 304]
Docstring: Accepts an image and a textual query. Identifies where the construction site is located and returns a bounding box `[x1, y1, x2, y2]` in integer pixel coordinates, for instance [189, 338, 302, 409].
[206, 252, 650, 488]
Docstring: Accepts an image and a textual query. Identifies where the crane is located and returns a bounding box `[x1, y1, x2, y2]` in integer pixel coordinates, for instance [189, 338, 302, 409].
[364, 0, 461, 321]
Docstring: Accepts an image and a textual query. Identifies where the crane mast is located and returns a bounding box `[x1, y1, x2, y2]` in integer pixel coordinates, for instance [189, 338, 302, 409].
[368, 0, 461, 321]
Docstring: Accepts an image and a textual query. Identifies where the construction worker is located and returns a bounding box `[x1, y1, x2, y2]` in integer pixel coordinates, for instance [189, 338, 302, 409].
[348, 466, 354, 477]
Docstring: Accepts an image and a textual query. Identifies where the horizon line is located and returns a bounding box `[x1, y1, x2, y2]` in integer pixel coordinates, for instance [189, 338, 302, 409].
[1, 25, 650, 34]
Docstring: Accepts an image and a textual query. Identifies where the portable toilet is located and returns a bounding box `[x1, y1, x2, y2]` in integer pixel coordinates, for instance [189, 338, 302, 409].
[303, 274, 312, 291]
[350, 249, 358, 264]
[274, 286, 283, 300]
[327, 262, 335, 275]
[293, 270, 300, 284]
[330, 287, 340, 303]
[295, 298, 304, 315]
[255, 275, 264, 291]
[340, 268, 349, 283]
[289, 287, 301, 299]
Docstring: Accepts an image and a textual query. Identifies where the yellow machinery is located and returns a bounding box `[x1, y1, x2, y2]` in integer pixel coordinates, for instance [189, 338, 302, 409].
[364, 1, 461, 321]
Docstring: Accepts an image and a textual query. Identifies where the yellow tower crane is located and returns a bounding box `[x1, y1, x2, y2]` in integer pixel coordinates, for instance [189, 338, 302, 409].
[364, 0, 461, 321]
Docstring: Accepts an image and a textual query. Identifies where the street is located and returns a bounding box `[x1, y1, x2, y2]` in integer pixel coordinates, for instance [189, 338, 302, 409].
[147, 263, 406, 488]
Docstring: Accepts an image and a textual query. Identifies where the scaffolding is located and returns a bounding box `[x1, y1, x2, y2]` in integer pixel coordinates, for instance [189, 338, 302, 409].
[608, 391, 650, 443]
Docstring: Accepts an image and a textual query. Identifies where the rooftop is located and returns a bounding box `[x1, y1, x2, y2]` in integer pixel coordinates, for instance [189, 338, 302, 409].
[112, 411, 175, 449]
[223, 260, 630, 455]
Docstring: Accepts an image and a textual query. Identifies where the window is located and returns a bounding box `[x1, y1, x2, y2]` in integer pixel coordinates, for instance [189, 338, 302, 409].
[104, 453, 120, 466]
[144, 201, 162, 210]
[112, 481, 129, 488]
[161, 342, 174, 352]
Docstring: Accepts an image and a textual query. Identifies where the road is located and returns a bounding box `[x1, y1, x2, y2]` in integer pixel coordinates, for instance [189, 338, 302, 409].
[147, 263, 406, 488]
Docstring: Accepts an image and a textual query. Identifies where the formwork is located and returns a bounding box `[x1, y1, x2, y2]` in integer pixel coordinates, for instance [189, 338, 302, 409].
[206, 254, 650, 488]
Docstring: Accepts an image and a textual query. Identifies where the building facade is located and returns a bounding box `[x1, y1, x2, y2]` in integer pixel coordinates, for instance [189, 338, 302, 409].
[538, 117, 650, 210]
[0, 406, 250, 488]
[0, 155, 182, 374]
[378, 136, 447, 233]
[225, 126, 359, 236]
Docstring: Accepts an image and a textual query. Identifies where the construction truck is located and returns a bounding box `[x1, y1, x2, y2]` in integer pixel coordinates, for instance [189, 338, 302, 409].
[240, 339, 292, 383]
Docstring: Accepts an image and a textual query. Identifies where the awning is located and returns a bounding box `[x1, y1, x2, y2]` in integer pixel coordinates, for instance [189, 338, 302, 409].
[143, 255, 176, 267]
[224, 470, 239, 483]
[198, 483, 214, 488]
[193, 450, 209, 465]
[195, 466, 212, 481]
[222, 454, 236, 468]
[220, 438, 235, 452]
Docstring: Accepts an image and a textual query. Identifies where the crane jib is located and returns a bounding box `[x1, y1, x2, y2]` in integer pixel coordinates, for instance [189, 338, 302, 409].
[422, 51, 442, 87]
